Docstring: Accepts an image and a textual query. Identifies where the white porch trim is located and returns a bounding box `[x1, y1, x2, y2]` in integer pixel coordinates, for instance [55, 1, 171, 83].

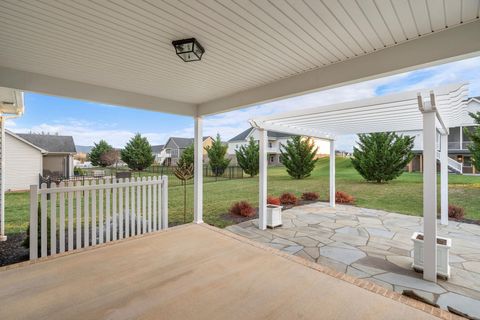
[194, 116, 203, 224]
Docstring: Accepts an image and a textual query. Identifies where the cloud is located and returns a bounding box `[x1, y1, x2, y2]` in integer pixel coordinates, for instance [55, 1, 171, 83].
[11, 119, 190, 148]
[5, 119, 16, 128]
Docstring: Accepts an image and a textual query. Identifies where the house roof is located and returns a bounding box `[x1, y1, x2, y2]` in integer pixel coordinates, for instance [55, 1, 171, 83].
[151, 145, 164, 153]
[16, 133, 76, 154]
[228, 127, 294, 142]
[165, 136, 211, 149]
[5, 130, 46, 153]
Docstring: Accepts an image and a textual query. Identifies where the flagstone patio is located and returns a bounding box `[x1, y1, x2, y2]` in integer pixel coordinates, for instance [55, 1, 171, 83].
[226, 203, 480, 318]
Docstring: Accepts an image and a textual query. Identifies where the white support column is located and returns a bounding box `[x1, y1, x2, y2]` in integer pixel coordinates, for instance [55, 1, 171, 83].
[440, 134, 449, 226]
[422, 107, 438, 282]
[329, 140, 335, 208]
[0, 117, 6, 241]
[258, 129, 267, 230]
[193, 116, 203, 224]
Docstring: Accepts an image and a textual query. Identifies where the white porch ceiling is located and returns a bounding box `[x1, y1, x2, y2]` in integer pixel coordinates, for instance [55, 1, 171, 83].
[0, 1, 479, 116]
[250, 83, 469, 138]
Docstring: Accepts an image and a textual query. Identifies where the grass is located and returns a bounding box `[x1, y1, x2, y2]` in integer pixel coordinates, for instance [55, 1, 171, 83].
[5, 157, 480, 234]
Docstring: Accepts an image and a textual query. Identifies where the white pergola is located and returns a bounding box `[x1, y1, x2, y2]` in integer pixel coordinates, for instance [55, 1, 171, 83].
[251, 83, 469, 282]
[0, 1, 479, 255]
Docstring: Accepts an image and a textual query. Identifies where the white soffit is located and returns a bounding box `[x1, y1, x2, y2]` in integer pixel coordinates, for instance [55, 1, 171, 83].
[250, 83, 469, 138]
[0, 1, 479, 116]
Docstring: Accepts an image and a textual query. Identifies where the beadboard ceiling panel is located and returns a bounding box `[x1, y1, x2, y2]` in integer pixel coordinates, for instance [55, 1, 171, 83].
[0, 0, 479, 109]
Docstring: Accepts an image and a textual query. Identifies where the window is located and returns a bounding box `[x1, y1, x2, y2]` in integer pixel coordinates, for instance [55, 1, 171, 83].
[270, 155, 275, 163]
[268, 142, 273, 148]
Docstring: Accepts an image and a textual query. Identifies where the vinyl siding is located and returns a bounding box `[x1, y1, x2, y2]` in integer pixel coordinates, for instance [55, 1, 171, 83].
[5, 133, 43, 191]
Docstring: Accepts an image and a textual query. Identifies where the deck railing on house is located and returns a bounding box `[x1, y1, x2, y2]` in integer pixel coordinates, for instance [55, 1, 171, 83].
[29, 176, 168, 260]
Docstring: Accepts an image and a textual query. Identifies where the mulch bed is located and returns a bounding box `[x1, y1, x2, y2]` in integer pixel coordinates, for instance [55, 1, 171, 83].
[0, 233, 29, 267]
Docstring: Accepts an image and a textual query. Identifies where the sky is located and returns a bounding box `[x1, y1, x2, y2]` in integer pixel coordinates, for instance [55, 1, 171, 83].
[6, 56, 480, 152]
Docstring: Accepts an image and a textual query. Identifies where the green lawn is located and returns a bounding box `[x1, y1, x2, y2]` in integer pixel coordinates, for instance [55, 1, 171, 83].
[5, 157, 480, 234]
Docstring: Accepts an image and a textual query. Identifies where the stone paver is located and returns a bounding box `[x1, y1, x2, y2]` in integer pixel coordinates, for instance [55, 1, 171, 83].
[226, 202, 480, 317]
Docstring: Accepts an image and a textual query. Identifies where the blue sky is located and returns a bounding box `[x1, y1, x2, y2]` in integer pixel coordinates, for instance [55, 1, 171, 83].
[6, 56, 480, 151]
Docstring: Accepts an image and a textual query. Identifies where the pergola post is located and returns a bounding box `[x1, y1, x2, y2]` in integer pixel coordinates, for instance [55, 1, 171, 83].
[0, 117, 6, 241]
[440, 134, 449, 226]
[193, 116, 203, 224]
[329, 140, 335, 208]
[422, 103, 438, 282]
[258, 129, 267, 230]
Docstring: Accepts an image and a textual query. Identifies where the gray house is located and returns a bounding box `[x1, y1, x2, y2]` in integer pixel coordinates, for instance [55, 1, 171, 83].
[163, 136, 213, 166]
[17, 133, 76, 178]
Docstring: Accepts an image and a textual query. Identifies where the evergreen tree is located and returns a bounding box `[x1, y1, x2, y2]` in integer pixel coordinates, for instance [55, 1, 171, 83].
[280, 136, 318, 179]
[351, 132, 414, 183]
[89, 140, 113, 167]
[205, 134, 230, 177]
[235, 137, 259, 177]
[464, 111, 480, 170]
[177, 144, 194, 169]
[121, 133, 155, 171]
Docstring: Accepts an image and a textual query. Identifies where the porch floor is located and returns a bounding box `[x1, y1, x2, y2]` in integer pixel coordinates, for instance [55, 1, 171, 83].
[0, 224, 442, 319]
[227, 203, 480, 318]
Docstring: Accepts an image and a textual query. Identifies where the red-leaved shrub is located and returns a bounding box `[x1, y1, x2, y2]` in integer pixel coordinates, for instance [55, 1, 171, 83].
[448, 204, 465, 220]
[301, 192, 319, 201]
[230, 201, 255, 217]
[267, 196, 281, 206]
[280, 192, 298, 205]
[335, 191, 355, 204]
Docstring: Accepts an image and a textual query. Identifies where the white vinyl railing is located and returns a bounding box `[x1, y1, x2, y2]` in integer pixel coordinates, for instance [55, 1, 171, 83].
[436, 151, 463, 173]
[29, 176, 168, 260]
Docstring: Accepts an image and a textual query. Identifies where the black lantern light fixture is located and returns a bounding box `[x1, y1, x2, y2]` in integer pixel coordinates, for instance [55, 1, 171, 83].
[172, 38, 205, 62]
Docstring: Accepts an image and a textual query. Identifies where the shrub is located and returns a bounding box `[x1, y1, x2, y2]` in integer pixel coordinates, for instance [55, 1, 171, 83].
[230, 201, 255, 217]
[280, 192, 298, 205]
[335, 191, 355, 204]
[448, 205, 465, 220]
[74, 167, 85, 176]
[267, 196, 281, 206]
[301, 192, 319, 201]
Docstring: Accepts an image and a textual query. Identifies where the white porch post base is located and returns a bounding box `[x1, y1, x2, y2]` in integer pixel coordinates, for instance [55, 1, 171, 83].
[0, 117, 6, 241]
[258, 129, 267, 230]
[193, 116, 203, 224]
[422, 107, 438, 282]
[329, 140, 335, 208]
[440, 134, 448, 226]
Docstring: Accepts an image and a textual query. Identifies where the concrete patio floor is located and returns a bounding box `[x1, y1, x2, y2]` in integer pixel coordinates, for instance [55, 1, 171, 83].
[0, 223, 448, 320]
[227, 203, 480, 318]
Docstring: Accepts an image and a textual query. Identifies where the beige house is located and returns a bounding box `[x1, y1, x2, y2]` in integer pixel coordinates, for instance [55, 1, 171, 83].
[5, 130, 44, 191]
[5, 132, 76, 191]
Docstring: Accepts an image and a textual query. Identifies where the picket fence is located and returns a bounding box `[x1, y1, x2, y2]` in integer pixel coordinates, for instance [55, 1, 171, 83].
[29, 176, 168, 260]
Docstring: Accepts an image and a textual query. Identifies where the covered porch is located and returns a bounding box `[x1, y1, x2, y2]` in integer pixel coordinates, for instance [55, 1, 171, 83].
[0, 1, 480, 319]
